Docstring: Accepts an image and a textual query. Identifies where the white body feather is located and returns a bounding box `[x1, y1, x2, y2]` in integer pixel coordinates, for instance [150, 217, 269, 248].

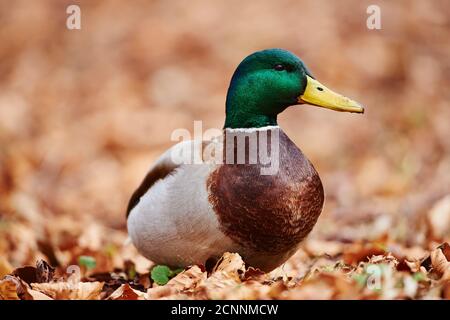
[127, 140, 239, 266]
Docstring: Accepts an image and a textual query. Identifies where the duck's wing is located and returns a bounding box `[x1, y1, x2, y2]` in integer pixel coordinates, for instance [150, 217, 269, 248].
[126, 155, 175, 218]
[126, 140, 213, 218]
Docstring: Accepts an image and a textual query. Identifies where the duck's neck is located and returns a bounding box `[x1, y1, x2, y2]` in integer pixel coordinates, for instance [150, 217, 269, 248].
[224, 112, 277, 129]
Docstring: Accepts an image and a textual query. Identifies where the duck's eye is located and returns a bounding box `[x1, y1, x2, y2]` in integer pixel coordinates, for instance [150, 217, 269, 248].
[274, 64, 285, 71]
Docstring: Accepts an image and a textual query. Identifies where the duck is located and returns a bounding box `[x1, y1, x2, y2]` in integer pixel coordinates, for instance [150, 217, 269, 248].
[126, 48, 364, 272]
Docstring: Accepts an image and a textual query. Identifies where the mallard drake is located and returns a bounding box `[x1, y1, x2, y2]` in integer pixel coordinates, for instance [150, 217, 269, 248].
[127, 49, 363, 272]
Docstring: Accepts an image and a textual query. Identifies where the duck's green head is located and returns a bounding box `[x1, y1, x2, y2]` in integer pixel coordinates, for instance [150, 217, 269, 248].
[224, 48, 364, 129]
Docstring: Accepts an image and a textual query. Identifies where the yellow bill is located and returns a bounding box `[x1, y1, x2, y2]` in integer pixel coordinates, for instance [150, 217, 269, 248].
[299, 75, 364, 113]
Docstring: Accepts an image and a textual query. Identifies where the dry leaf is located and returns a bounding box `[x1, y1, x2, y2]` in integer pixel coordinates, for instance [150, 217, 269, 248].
[443, 282, 450, 299]
[36, 259, 55, 283]
[206, 280, 272, 300]
[427, 196, 450, 240]
[27, 289, 53, 300]
[404, 259, 421, 273]
[304, 239, 344, 257]
[198, 272, 242, 299]
[283, 274, 344, 300]
[166, 265, 206, 291]
[438, 242, 450, 261]
[11, 259, 55, 285]
[243, 267, 266, 281]
[12, 266, 38, 284]
[146, 285, 178, 300]
[430, 248, 450, 280]
[343, 244, 386, 265]
[0, 277, 20, 300]
[107, 283, 145, 300]
[145, 265, 206, 299]
[0, 257, 13, 278]
[212, 252, 246, 275]
[192, 253, 248, 299]
[31, 281, 104, 300]
[0, 275, 34, 300]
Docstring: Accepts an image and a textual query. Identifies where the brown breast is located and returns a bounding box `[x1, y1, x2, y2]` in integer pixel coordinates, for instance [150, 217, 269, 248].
[207, 127, 324, 255]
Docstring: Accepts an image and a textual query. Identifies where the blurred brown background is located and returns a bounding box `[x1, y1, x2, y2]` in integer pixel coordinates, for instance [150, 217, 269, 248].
[0, 0, 449, 267]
